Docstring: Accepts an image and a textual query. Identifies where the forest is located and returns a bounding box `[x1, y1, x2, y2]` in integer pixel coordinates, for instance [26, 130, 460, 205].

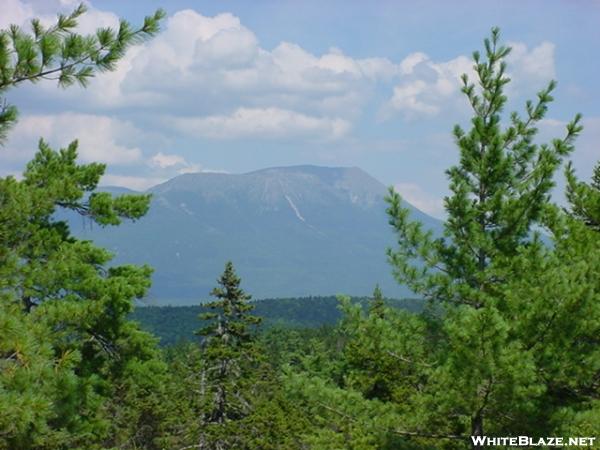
[0, 4, 599, 450]
[130, 296, 424, 346]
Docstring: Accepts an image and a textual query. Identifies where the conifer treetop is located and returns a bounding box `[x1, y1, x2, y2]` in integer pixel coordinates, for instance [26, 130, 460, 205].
[368, 284, 385, 318]
[197, 261, 261, 342]
[386, 27, 583, 307]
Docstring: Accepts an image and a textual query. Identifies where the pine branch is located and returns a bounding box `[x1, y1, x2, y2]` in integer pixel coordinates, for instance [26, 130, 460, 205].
[316, 402, 466, 441]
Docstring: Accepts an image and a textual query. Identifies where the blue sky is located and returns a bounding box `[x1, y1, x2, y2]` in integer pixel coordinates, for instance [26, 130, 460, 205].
[2, 0, 599, 217]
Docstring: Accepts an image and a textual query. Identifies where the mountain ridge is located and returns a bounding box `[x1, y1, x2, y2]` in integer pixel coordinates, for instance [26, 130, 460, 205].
[77, 165, 442, 304]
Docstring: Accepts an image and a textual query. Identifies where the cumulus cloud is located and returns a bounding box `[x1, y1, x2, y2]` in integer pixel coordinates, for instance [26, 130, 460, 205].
[0, 0, 34, 29]
[4, 113, 143, 165]
[149, 152, 187, 169]
[100, 174, 166, 191]
[1, 1, 562, 148]
[389, 80, 441, 117]
[6, 5, 401, 124]
[384, 40, 556, 119]
[103, 9, 404, 121]
[149, 151, 202, 174]
[382, 53, 473, 119]
[506, 41, 556, 93]
[170, 107, 351, 140]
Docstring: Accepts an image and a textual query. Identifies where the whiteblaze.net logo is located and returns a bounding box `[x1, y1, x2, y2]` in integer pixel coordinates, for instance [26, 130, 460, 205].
[470, 436, 597, 447]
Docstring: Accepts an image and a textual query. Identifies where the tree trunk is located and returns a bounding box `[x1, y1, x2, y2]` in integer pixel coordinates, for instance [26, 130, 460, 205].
[22, 295, 34, 312]
[471, 414, 484, 450]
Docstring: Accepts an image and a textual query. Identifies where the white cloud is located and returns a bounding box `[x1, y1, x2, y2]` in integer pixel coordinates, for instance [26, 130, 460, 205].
[170, 107, 351, 140]
[507, 41, 556, 91]
[10, 7, 400, 125]
[108, 10, 402, 120]
[1, 0, 563, 150]
[148, 151, 202, 174]
[4, 113, 143, 165]
[394, 183, 445, 218]
[150, 152, 187, 169]
[389, 80, 441, 117]
[399, 52, 428, 75]
[73, 7, 119, 34]
[0, 0, 34, 29]
[385, 40, 556, 119]
[177, 164, 202, 174]
[100, 174, 166, 191]
[384, 53, 473, 119]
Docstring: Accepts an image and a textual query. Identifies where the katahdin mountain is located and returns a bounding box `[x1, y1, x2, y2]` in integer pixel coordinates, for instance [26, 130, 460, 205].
[65, 165, 442, 305]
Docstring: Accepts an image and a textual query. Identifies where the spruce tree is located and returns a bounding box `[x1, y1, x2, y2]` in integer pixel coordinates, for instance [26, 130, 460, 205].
[195, 261, 262, 450]
[369, 284, 385, 319]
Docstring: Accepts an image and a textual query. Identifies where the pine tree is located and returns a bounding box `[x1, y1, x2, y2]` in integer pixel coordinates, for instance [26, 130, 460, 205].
[565, 161, 600, 230]
[195, 261, 262, 450]
[289, 28, 594, 450]
[385, 27, 581, 446]
[532, 161, 600, 438]
[0, 5, 167, 449]
[0, 139, 173, 449]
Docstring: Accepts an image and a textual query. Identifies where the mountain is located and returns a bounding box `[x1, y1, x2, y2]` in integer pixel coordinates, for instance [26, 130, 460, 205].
[68, 165, 442, 305]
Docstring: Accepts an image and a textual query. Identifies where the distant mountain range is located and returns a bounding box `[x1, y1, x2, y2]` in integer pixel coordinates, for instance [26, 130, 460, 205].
[66, 165, 443, 305]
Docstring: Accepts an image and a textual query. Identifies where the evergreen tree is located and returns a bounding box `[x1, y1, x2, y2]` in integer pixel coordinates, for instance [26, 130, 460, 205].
[384, 27, 581, 446]
[194, 261, 262, 450]
[289, 28, 594, 450]
[565, 161, 600, 230]
[369, 284, 385, 319]
[163, 333, 310, 450]
[0, 139, 172, 449]
[0, 5, 167, 449]
[532, 162, 600, 438]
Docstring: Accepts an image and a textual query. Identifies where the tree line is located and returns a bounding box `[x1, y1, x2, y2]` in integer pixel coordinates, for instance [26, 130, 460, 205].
[130, 295, 423, 346]
[0, 5, 598, 450]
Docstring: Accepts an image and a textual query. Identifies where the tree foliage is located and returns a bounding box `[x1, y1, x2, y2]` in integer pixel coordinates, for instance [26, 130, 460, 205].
[566, 161, 600, 231]
[383, 26, 588, 444]
[0, 138, 174, 449]
[1, 6, 598, 449]
[286, 28, 598, 450]
[196, 261, 262, 437]
[160, 262, 309, 450]
[0, 4, 168, 449]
